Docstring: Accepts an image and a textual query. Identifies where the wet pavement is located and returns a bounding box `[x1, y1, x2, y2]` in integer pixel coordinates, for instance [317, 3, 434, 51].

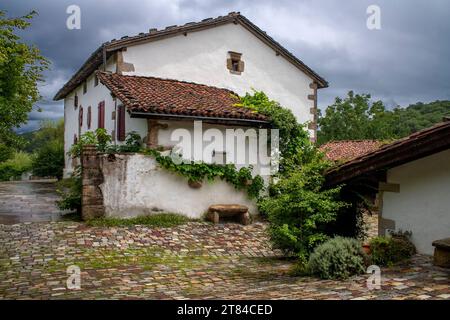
[0, 221, 448, 300]
[0, 181, 65, 224]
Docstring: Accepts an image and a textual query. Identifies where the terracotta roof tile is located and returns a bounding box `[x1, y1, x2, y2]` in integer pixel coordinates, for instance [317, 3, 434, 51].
[96, 71, 268, 122]
[320, 140, 383, 162]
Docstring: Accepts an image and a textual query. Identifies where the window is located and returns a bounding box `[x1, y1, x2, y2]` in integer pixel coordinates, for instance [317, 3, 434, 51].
[83, 81, 87, 94]
[78, 106, 83, 128]
[74, 94, 78, 109]
[87, 106, 92, 129]
[98, 101, 105, 129]
[117, 105, 126, 141]
[94, 74, 99, 87]
[227, 51, 244, 74]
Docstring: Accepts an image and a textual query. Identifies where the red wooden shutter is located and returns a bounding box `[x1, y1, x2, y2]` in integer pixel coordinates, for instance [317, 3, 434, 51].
[87, 106, 92, 129]
[98, 101, 105, 129]
[79, 106, 83, 128]
[117, 105, 126, 141]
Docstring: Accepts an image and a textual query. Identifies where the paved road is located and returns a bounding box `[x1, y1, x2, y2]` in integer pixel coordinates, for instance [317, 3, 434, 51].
[0, 181, 65, 224]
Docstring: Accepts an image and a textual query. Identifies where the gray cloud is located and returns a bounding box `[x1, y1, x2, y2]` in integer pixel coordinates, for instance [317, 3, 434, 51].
[3, 0, 450, 131]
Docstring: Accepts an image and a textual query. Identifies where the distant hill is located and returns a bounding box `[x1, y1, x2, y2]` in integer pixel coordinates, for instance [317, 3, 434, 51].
[397, 100, 450, 134]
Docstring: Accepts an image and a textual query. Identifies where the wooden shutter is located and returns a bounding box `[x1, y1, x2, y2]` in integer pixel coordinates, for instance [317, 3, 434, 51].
[117, 105, 126, 141]
[79, 106, 83, 128]
[87, 106, 92, 129]
[98, 101, 105, 129]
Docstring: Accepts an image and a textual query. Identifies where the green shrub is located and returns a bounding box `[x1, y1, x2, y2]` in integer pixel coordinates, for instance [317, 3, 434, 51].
[32, 140, 64, 179]
[258, 154, 347, 263]
[370, 232, 416, 266]
[0, 143, 13, 162]
[86, 213, 193, 228]
[0, 151, 32, 181]
[308, 237, 367, 279]
[56, 167, 81, 213]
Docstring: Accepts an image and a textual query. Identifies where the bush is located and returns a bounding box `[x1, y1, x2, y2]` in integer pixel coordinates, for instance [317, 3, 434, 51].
[258, 154, 347, 264]
[56, 168, 82, 213]
[308, 237, 367, 279]
[0, 151, 32, 181]
[370, 232, 416, 266]
[32, 140, 64, 179]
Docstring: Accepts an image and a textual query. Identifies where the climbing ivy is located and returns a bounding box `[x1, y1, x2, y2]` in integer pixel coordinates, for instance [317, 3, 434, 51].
[236, 90, 315, 175]
[144, 148, 264, 199]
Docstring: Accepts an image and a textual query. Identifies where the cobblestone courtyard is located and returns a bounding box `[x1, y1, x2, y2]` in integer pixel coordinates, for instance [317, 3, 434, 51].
[1, 221, 449, 300]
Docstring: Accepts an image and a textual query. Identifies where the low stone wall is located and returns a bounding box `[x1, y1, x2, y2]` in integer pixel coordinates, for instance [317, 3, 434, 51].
[81, 146, 257, 219]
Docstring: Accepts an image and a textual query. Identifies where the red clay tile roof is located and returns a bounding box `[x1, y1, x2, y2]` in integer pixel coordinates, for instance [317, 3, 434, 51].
[320, 140, 383, 162]
[96, 71, 268, 123]
[54, 12, 327, 100]
[325, 120, 450, 186]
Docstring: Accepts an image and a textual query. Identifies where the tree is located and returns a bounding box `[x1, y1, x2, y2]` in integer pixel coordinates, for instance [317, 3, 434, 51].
[318, 91, 450, 145]
[31, 119, 64, 179]
[317, 91, 396, 144]
[0, 10, 49, 146]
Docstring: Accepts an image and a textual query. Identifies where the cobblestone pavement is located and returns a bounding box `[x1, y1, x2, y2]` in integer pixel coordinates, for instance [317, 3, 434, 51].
[0, 221, 449, 300]
[0, 181, 65, 224]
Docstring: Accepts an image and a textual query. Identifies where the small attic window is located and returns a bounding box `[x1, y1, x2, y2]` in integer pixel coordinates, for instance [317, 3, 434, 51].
[83, 81, 87, 94]
[227, 51, 244, 74]
[94, 74, 99, 86]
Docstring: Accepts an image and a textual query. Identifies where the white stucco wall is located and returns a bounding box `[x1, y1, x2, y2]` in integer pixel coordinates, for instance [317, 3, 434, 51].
[64, 56, 118, 177]
[100, 154, 258, 219]
[381, 149, 450, 254]
[64, 23, 318, 176]
[122, 23, 316, 128]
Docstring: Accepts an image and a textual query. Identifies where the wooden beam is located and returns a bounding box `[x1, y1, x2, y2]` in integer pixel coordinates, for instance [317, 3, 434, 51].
[379, 182, 400, 193]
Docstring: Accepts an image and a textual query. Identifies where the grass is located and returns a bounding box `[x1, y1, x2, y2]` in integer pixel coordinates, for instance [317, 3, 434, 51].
[41, 246, 220, 272]
[85, 213, 196, 228]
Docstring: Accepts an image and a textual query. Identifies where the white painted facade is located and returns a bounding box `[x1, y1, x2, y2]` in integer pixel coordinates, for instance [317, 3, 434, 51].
[381, 149, 450, 254]
[63, 22, 317, 177]
[100, 154, 258, 219]
[121, 23, 315, 125]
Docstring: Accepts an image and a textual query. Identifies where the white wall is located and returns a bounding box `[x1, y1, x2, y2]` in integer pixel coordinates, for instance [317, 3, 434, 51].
[100, 154, 258, 218]
[122, 23, 316, 129]
[63, 57, 135, 176]
[382, 149, 450, 254]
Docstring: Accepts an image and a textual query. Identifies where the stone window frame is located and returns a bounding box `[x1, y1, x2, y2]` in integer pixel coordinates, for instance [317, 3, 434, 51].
[227, 51, 244, 75]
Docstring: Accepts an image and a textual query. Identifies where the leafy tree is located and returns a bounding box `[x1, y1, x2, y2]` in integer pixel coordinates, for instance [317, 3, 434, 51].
[0, 10, 49, 146]
[318, 91, 450, 145]
[28, 120, 64, 179]
[22, 119, 64, 153]
[317, 91, 395, 144]
[32, 139, 64, 179]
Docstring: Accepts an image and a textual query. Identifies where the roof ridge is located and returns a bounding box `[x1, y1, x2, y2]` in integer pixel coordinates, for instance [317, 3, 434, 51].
[54, 12, 327, 100]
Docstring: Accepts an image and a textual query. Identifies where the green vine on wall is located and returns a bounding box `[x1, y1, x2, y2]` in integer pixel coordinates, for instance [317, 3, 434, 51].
[144, 148, 264, 199]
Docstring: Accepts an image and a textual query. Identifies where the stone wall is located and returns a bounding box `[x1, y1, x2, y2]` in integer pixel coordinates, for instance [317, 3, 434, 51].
[81, 145, 105, 220]
[81, 146, 258, 220]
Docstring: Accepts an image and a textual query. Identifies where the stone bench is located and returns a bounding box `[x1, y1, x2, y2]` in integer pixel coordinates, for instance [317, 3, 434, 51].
[432, 238, 450, 268]
[207, 204, 250, 225]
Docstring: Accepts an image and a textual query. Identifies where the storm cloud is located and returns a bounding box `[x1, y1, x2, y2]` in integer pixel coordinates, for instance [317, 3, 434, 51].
[3, 0, 450, 132]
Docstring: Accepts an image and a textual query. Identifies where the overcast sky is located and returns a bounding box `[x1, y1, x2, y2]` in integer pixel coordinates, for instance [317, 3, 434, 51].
[3, 0, 450, 132]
